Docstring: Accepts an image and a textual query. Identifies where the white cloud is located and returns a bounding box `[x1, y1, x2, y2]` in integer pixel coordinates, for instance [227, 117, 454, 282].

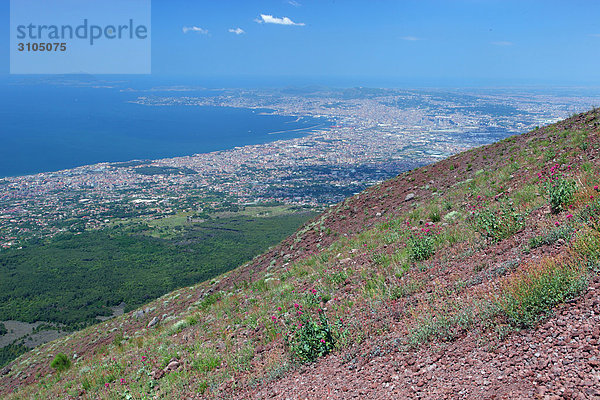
[228, 27, 245, 35]
[400, 36, 421, 41]
[255, 14, 305, 26]
[288, 0, 301, 6]
[491, 41, 513, 46]
[182, 26, 208, 34]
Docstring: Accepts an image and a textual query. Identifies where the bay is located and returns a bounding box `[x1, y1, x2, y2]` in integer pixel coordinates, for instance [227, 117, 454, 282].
[0, 82, 324, 177]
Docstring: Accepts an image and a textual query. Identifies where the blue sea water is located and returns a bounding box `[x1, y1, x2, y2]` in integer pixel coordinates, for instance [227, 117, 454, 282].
[0, 81, 326, 177]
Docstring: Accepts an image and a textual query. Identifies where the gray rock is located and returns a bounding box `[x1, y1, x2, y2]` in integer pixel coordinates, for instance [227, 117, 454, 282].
[166, 360, 180, 371]
[405, 193, 415, 202]
[147, 317, 159, 328]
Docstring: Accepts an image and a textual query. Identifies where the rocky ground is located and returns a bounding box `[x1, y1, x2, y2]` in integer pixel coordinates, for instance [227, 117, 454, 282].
[248, 275, 600, 400]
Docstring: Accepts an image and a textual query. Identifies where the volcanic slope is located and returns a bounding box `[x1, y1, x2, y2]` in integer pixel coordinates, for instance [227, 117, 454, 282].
[2, 109, 600, 399]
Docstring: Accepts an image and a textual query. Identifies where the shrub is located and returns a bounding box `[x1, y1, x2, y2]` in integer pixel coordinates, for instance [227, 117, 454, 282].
[528, 225, 574, 249]
[407, 303, 481, 347]
[428, 209, 441, 223]
[279, 307, 337, 363]
[539, 166, 576, 213]
[571, 228, 600, 268]
[499, 258, 587, 328]
[408, 225, 437, 261]
[576, 196, 600, 232]
[50, 353, 72, 372]
[472, 201, 524, 242]
[168, 319, 190, 335]
[198, 292, 222, 310]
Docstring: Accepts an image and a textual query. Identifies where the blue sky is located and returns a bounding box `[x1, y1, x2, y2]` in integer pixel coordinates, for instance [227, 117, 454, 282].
[2, 0, 600, 86]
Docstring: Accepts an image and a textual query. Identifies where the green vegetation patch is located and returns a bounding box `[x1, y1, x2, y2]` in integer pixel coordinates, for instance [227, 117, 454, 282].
[499, 259, 587, 328]
[0, 343, 28, 368]
[50, 353, 72, 372]
[0, 210, 315, 330]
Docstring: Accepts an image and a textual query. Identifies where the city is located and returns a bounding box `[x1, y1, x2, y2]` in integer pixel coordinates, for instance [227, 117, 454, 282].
[1, 87, 597, 249]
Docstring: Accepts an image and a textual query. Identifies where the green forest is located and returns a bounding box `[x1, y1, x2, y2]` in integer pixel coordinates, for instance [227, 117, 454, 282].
[0, 209, 315, 331]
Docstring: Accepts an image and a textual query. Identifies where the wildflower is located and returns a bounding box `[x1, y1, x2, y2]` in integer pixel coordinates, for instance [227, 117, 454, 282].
[320, 339, 326, 343]
[294, 303, 299, 308]
[277, 306, 282, 311]
[595, 186, 599, 191]
[297, 311, 303, 315]
[555, 222, 560, 227]
[566, 214, 573, 219]
[141, 356, 147, 362]
[105, 383, 110, 388]
[120, 378, 126, 385]
[271, 316, 277, 321]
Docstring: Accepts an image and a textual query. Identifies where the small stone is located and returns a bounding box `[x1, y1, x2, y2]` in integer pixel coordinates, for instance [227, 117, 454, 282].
[147, 317, 159, 328]
[405, 193, 415, 202]
[166, 360, 180, 371]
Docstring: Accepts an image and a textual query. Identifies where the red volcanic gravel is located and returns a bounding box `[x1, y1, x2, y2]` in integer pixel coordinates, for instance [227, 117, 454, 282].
[246, 276, 600, 400]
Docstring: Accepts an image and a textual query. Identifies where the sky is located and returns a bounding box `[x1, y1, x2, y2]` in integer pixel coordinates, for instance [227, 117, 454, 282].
[2, 0, 600, 87]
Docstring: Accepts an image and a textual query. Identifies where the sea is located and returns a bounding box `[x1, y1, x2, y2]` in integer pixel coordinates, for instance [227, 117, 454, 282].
[0, 78, 327, 178]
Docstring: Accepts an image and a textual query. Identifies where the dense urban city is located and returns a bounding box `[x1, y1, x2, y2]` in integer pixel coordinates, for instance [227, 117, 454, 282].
[1, 87, 598, 249]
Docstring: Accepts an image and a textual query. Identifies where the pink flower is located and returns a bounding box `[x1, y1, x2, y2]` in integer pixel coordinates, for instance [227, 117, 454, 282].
[320, 339, 326, 343]
[105, 383, 110, 388]
[294, 303, 299, 308]
[595, 186, 599, 191]
[555, 222, 560, 227]
[566, 214, 573, 219]
[120, 378, 126, 385]
[277, 306, 282, 311]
